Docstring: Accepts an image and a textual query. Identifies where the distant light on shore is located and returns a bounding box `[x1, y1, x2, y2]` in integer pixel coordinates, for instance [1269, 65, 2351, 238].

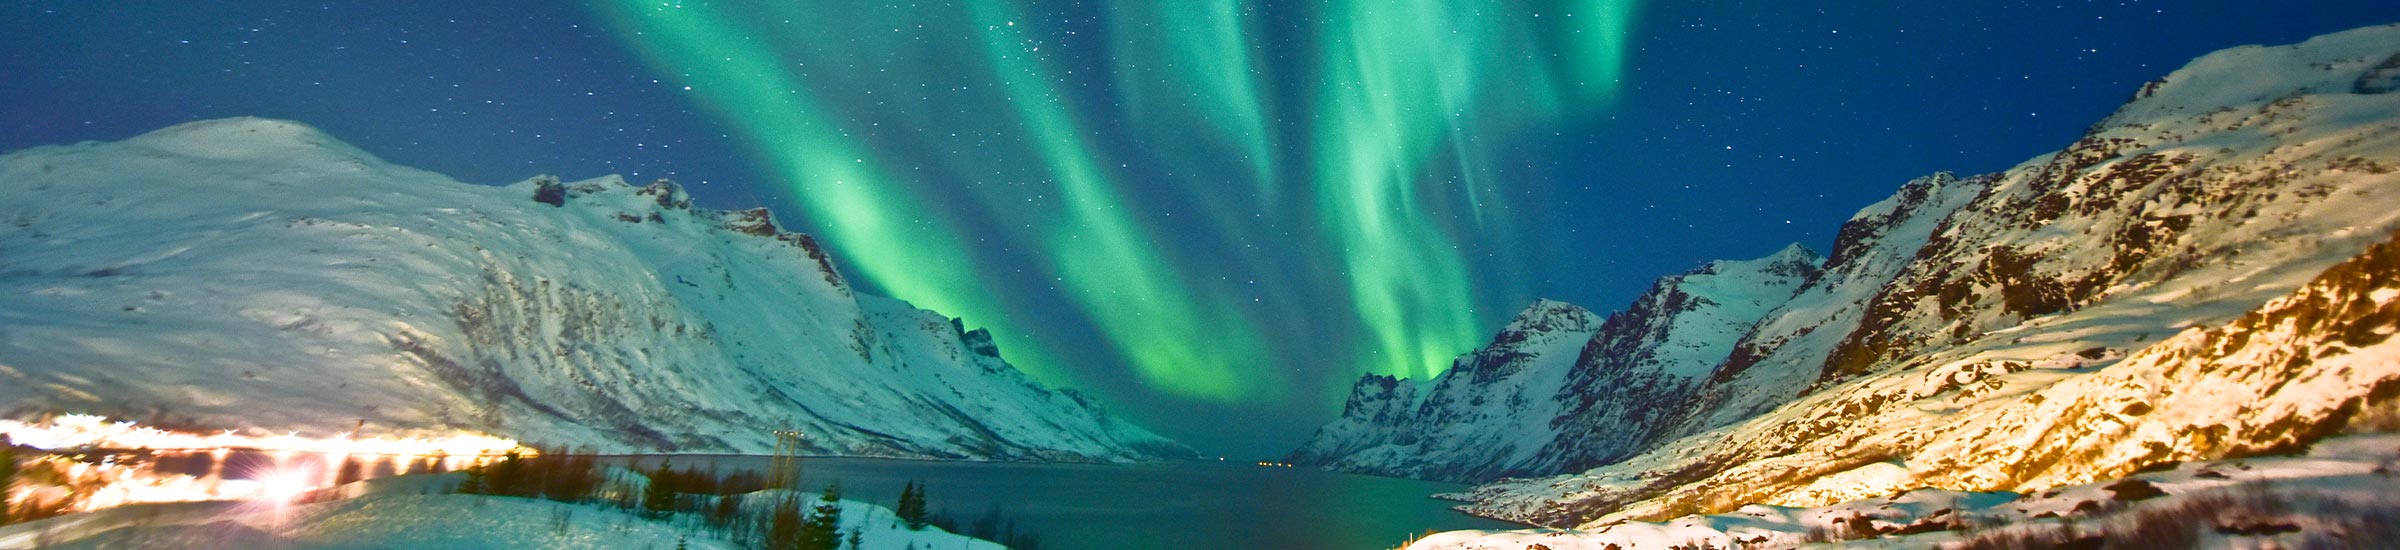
[0, 414, 523, 457]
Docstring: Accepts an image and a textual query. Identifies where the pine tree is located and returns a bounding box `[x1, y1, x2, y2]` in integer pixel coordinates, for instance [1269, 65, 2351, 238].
[457, 466, 488, 495]
[799, 482, 844, 550]
[898, 481, 929, 530]
[643, 459, 677, 519]
[894, 481, 916, 530]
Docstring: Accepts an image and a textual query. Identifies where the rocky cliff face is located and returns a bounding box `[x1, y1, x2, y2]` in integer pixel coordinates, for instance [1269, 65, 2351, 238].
[1521, 245, 1822, 475]
[0, 118, 1186, 461]
[1446, 23, 2400, 527]
[1286, 375, 1428, 467]
[1682, 172, 1990, 431]
[1288, 300, 1601, 481]
[1289, 246, 1822, 482]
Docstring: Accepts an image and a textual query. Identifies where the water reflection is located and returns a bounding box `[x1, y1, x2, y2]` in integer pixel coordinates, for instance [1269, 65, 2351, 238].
[17, 450, 1517, 549]
[618, 456, 1520, 550]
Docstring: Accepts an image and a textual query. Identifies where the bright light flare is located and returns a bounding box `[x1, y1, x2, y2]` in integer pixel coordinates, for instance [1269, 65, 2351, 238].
[15, 455, 261, 512]
[256, 469, 314, 503]
[0, 414, 530, 515]
[0, 414, 525, 457]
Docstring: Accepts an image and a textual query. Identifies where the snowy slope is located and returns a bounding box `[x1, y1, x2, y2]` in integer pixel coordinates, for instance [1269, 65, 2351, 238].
[0, 118, 1185, 461]
[1290, 245, 1821, 482]
[1405, 433, 2400, 550]
[1680, 172, 1989, 432]
[1442, 22, 2400, 529]
[1521, 246, 1821, 476]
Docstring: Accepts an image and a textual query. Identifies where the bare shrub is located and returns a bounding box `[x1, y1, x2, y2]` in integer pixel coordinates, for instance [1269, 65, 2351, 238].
[1949, 526, 2085, 550]
[1943, 486, 2400, 550]
[2343, 389, 2400, 434]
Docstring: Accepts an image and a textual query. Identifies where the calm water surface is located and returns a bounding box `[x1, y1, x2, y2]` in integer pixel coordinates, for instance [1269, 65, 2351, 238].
[132, 450, 1517, 549]
[627, 455, 1520, 550]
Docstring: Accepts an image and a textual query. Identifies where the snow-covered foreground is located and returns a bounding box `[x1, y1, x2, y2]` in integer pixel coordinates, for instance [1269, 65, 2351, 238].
[0, 473, 1001, 550]
[1405, 432, 2400, 550]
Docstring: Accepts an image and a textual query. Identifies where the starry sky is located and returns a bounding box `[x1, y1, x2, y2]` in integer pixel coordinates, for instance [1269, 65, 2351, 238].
[5, 1, 2396, 458]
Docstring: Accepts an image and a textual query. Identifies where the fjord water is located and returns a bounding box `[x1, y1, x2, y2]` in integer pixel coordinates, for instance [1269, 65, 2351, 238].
[631, 456, 1519, 550]
[137, 449, 1514, 548]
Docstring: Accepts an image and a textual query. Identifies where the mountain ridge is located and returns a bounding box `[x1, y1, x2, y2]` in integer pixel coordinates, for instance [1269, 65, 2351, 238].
[0, 117, 1187, 462]
[1293, 23, 2400, 532]
[1289, 243, 1823, 481]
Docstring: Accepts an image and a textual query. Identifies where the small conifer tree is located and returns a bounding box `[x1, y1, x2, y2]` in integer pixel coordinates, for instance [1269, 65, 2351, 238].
[458, 467, 487, 495]
[800, 482, 844, 550]
[898, 481, 930, 530]
[894, 481, 916, 529]
[643, 459, 678, 518]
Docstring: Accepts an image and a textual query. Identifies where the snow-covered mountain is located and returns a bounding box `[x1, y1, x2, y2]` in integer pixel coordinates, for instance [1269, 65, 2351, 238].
[0, 117, 1187, 461]
[1288, 299, 1602, 481]
[1301, 22, 2400, 532]
[1289, 246, 1822, 481]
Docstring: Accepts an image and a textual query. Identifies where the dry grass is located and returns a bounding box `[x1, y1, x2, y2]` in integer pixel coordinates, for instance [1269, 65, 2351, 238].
[2342, 389, 2400, 434]
[1947, 486, 2400, 550]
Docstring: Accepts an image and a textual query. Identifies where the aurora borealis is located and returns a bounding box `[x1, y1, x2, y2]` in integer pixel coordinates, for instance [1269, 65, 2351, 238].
[9, 1, 2398, 455]
[587, 0, 1646, 405]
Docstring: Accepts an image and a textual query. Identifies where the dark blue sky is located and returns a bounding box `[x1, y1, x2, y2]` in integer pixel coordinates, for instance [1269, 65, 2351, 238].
[6, 1, 2396, 457]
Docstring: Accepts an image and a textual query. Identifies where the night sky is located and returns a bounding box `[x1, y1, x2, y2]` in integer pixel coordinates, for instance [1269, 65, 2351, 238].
[6, 1, 2396, 458]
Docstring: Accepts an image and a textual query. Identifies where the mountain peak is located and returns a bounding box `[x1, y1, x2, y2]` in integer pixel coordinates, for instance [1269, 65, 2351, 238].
[2104, 23, 2400, 127]
[1501, 299, 1601, 336]
[1767, 242, 1820, 264]
[1693, 244, 1825, 284]
[122, 117, 384, 167]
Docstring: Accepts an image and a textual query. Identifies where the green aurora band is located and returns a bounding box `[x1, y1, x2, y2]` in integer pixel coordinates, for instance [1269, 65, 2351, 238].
[594, 0, 1638, 406]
